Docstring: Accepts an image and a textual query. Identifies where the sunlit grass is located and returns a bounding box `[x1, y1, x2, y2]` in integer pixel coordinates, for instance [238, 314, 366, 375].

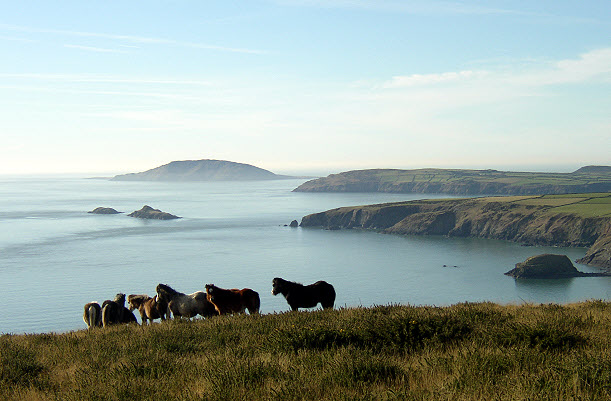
[2, 302, 611, 400]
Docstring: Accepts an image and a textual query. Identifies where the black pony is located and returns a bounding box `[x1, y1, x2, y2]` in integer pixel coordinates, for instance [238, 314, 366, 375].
[101, 293, 137, 327]
[271, 278, 336, 311]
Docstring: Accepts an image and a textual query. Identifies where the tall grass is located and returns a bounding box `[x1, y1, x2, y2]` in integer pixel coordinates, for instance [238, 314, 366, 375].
[2, 301, 611, 400]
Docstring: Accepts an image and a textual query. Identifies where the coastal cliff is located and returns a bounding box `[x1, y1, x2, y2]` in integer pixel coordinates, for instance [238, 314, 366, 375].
[300, 194, 611, 269]
[294, 167, 611, 195]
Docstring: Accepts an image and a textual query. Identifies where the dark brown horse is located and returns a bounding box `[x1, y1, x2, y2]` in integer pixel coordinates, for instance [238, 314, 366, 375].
[127, 294, 169, 324]
[83, 302, 102, 329]
[156, 283, 217, 319]
[102, 293, 138, 327]
[272, 278, 336, 311]
[205, 284, 260, 315]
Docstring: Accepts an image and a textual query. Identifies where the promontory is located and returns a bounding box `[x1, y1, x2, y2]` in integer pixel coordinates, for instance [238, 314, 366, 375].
[299, 193, 611, 269]
[112, 159, 296, 182]
[294, 166, 611, 196]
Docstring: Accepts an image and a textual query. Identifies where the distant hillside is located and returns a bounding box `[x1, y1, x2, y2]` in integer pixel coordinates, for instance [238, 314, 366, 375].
[112, 159, 295, 182]
[293, 167, 611, 195]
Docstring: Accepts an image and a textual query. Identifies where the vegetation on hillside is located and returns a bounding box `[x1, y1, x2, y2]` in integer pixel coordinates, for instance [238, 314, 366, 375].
[294, 167, 611, 195]
[2, 302, 611, 400]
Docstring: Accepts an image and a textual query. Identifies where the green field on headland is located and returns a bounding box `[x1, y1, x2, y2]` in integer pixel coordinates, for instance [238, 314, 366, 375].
[294, 166, 611, 195]
[2, 302, 611, 400]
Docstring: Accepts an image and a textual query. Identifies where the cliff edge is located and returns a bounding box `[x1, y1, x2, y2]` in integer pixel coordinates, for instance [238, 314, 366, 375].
[300, 194, 611, 269]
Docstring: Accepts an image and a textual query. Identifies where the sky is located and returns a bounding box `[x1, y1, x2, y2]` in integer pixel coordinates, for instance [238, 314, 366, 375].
[1, 0, 610, 176]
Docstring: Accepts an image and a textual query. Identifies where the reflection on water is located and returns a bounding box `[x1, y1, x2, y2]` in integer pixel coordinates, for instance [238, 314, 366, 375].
[513, 277, 576, 303]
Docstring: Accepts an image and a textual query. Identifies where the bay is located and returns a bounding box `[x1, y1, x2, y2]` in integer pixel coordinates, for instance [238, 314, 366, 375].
[1, 176, 609, 334]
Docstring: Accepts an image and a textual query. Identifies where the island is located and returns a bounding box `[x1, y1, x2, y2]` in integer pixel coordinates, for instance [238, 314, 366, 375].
[88, 207, 121, 214]
[293, 166, 611, 196]
[111, 159, 297, 182]
[299, 193, 611, 269]
[127, 206, 180, 220]
[505, 254, 610, 278]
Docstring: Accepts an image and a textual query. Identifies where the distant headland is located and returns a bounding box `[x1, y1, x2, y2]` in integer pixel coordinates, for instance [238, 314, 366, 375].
[293, 166, 611, 196]
[111, 159, 300, 182]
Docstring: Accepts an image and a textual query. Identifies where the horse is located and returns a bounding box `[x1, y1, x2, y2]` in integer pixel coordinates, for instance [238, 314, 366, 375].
[156, 283, 217, 319]
[204, 284, 260, 315]
[101, 293, 137, 327]
[83, 302, 102, 329]
[127, 294, 169, 324]
[271, 278, 336, 311]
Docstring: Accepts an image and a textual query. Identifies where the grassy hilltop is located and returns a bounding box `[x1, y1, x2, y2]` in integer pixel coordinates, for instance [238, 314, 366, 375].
[2, 302, 611, 400]
[294, 166, 611, 195]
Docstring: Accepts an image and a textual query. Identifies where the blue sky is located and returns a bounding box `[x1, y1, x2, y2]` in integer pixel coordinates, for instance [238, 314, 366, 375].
[1, 1, 609, 175]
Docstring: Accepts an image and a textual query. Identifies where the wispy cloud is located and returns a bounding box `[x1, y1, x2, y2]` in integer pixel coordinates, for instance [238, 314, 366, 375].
[273, 0, 600, 23]
[64, 44, 128, 54]
[382, 70, 486, 88]
[0, 73, 213, 86]
[0, 23, 267, 54]
[382, 48, 611, 89]
[275, 0, 533, 16]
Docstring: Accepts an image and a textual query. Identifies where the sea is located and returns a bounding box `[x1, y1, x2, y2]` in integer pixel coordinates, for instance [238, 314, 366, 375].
[1, 176, 609, 334]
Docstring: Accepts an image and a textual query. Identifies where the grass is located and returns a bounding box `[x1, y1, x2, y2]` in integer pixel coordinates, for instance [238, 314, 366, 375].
[2, 302, 611, 400]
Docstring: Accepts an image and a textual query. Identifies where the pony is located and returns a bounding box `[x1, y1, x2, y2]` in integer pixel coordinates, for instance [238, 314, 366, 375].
[156, 283, 217, 319]
[271, 278, 336, 311]
[204, 284, 260, 315]
[101, 293, 137, 327]
[127, 294, 169, 325]
[83, 302, 102, 329]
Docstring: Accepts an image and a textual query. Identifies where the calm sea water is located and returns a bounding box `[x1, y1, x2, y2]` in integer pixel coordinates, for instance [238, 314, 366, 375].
[1, 176, 609, 334]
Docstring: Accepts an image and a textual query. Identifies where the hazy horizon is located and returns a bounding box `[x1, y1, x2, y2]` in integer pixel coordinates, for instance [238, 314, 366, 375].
[2, 1, 609, 175]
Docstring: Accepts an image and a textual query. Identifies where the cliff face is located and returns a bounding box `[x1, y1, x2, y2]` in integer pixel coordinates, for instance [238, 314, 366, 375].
[300, 197, 611, 268]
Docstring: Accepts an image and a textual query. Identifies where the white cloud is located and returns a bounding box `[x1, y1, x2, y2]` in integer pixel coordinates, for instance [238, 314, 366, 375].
[382, 70, 486, 88]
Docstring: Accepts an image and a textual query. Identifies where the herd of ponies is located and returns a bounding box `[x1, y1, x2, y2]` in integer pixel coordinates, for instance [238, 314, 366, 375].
[83, 277, 336, 329]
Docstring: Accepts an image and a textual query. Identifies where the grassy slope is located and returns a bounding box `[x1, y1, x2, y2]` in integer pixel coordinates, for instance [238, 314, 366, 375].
[295, 168, 611, 194]
[2, 302, 611, 400]
[339, 193, 611, 219]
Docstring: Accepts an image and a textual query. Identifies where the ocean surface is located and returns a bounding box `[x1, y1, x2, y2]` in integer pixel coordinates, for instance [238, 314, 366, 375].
[1, 176, 609, 334]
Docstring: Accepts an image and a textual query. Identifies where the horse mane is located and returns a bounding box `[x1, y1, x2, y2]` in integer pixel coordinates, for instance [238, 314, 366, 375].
[127, 294, 150, 308]
[156, 283, 181, 297]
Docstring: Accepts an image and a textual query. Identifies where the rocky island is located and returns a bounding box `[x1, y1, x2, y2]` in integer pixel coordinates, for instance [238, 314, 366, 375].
[299, 193, 611, 269]
[88, 207, 121, 214]
[294, 166, 611, 196]
[127, 206, 180, 220]
[112, 159, 297, 182]
[505, 254, 610, 278]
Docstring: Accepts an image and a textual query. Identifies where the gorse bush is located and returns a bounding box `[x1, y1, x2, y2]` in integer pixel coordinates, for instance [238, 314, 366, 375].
[1, 302, 611, 400]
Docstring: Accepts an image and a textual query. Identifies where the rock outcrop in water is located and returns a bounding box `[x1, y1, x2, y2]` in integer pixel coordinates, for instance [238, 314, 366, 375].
[504, 254, 609, 278]
[127, 206, 180, 220]
[299, 194, 611, 269]
[88, 207, 121, 214]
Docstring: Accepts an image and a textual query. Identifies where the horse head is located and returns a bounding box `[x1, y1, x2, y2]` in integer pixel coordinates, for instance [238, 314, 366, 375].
[205, 284, 217, 301]
[271, 277, 285, 296]
[113, 293, 126, 307]
[127, 294, 147, 311]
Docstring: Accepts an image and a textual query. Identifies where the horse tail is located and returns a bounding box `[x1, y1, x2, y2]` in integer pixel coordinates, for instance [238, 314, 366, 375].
[90, 304, 101, 328]
[249, 290, 261, 314]
[321, 282, 336, 309]
[102, 303, 113, 328]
